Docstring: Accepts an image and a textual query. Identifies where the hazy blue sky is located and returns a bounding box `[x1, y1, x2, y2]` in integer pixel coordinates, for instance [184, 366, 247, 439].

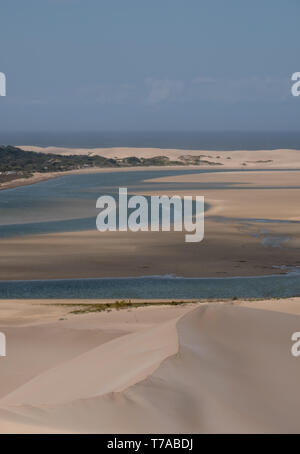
[0, 0, 299, 132]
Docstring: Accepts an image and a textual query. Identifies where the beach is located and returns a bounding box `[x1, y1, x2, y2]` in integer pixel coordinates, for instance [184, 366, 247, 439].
[0, 151, 300, 279]
[1, 148, 300, 433]
[0, 297, 300, 433]
[2, 145, 300, 192]
[0, 223, 299, 280]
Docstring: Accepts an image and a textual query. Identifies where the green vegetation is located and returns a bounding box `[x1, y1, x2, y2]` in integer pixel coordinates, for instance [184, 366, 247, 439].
[0, 145, 117, 174]
[119, 155, 183, 166]
[49, 296, 286, 316]
[178, 154, 223, 166]
[0, 146, 183, 177]
[0, 146, 222, 184]
[0, 171, 32, 185]
[51, 299, 193, 314]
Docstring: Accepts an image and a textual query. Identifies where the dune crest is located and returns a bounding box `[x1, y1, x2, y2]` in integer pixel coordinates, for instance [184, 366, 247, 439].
[0, 317, 180, 408]
[1, 303, 300, 433]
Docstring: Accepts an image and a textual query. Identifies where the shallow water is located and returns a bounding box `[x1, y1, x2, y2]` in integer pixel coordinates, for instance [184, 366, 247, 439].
[0, 273, 299, 299]
[1, 168, 300, 299]
[0, 168, 299, 237]
[0, 169, 212, 236]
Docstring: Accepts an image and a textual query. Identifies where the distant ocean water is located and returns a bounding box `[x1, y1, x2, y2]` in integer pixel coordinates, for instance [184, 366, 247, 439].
[1, 131, 300, 150]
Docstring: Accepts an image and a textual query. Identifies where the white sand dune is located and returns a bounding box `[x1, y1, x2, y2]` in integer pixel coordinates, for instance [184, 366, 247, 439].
[0, 318, 179, 407]
[19, 146, 300, 169]
[1, 301, 300, 433]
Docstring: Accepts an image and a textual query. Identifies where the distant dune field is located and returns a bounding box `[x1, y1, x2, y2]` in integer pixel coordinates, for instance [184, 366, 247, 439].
[19, 146, 300, 169]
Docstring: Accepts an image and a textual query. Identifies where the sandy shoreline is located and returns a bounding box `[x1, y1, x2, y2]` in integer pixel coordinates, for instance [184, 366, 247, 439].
[2, 145, 300, 192]
[0, 167, 300, 279]
[0, 223, 298, 280]
[0, 166, 160, 191]
[0, 164, 214, 192]
[0, 297, 300, 433]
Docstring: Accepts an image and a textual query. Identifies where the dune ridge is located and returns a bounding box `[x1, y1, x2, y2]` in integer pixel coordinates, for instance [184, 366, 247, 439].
[0, 318, 180, 407]
[19, 145, 300, 170]
[1, 301, 300, 433]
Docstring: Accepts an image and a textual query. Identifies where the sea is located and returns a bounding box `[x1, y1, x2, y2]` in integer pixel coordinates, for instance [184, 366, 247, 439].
[1, 131, 300, 150]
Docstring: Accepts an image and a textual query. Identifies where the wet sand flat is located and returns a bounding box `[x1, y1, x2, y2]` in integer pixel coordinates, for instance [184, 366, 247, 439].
[0, 168, 299, 279]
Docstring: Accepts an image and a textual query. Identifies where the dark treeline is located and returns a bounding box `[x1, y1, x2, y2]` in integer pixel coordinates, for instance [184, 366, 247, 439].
[0, 146, 183, 175]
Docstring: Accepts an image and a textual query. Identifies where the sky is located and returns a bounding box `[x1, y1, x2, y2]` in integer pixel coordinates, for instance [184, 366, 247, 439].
[0, 0, 300, 132]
